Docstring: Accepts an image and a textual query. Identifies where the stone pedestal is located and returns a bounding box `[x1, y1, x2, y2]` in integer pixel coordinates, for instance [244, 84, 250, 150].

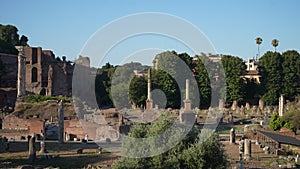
[179, 111, 195, 125]
[184, 100, 191, 111]
[146, 99, 153, 110]
[219, 99, 224, 110]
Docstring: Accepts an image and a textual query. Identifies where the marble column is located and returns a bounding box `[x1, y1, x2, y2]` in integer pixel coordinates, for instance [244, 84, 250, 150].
[279, 95, 284, 117]
[184, 79, 191, 111]
[15, 46, 26, 98]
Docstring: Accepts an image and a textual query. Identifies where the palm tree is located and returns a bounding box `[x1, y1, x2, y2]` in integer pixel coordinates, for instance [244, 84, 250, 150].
[255, 37, 263, 60]
[272, 39, 279, 52]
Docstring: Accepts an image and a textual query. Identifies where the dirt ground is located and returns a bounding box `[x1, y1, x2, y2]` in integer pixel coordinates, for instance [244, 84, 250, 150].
[0, 141, 119, 169]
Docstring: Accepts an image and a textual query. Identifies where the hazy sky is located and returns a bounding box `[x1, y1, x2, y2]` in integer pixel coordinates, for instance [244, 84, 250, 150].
[1, 0, 300, 66]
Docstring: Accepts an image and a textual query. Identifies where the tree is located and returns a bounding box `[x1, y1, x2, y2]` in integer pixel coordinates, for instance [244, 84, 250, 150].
[95, 63, 115, 107]
[281, 50, 300, 100]
[194, 55, 211, 109]
[269, 113, 284, 131]
[258, 51, 283, 105]
[129, 76, 147, 108]
[112, 114, 228, 169]
[271, 39, 279, 52]
[255, 37, 263, 59]
[221, 55, 246, 104]
[0, 24, 29, 54]
[0, 24, 19, 45]
[282, 103, 300, 132]
[244, 78, 260, 102]
[151, 69, 180, 109]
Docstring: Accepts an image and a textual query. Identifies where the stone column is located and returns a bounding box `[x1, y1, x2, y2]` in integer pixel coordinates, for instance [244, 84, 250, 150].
[259, 99, 264, 110]
[28, 135, 36, 162]
[231, 100, 238, 110]
[245, 102, 250, 110]
[244, 139, 251, 160]
[184, 79, 191, 111]
[58, 100, 64, 143]
[15, 46, 26, 98]
[146, 69, 153, 110]
[279, 95, 284, 117]
[47, 65, 53, 96]
[240, 105, 245, 115]
[230, 128, 236, 144]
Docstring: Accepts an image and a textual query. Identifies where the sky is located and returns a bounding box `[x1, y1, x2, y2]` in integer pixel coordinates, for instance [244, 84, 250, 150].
[1, 0, 300, 67]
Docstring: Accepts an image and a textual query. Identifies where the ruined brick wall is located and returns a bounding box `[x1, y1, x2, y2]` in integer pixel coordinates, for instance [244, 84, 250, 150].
[2, 115, 29, 130]
[28, 119, 44, 135]
[64, 120, 86, 140]
[2, 115, 44, 135]
[24, 46, 73, 96]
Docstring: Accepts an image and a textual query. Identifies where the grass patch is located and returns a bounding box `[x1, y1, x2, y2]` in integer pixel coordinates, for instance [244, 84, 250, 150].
[23, 94, 67, 103]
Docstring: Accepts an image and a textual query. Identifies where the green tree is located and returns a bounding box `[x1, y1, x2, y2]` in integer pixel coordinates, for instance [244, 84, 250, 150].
[0, 24, 19, 45]
[0, 24, 29, 54]
[282, 103, 300, 132]
[194, 55, 211, 109]
[129, 76, 147, 108]
[95, 63, 115, 107]
[221, 55, 246, 104]
[281, 50, 300, 100]
[152, 69, 180, 109]
[112, 114, 228, 169]
[269, 113, 284, 131]
[258, 51, 283, 105]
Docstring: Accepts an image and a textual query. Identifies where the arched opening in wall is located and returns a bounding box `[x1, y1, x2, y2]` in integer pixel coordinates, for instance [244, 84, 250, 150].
[32, 48, 38, 64]
[40, 88, 46, 95]
[32, 67, 38, 82]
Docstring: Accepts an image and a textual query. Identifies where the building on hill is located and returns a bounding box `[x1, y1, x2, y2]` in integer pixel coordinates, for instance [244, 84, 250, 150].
[243, 58, 260, 83]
